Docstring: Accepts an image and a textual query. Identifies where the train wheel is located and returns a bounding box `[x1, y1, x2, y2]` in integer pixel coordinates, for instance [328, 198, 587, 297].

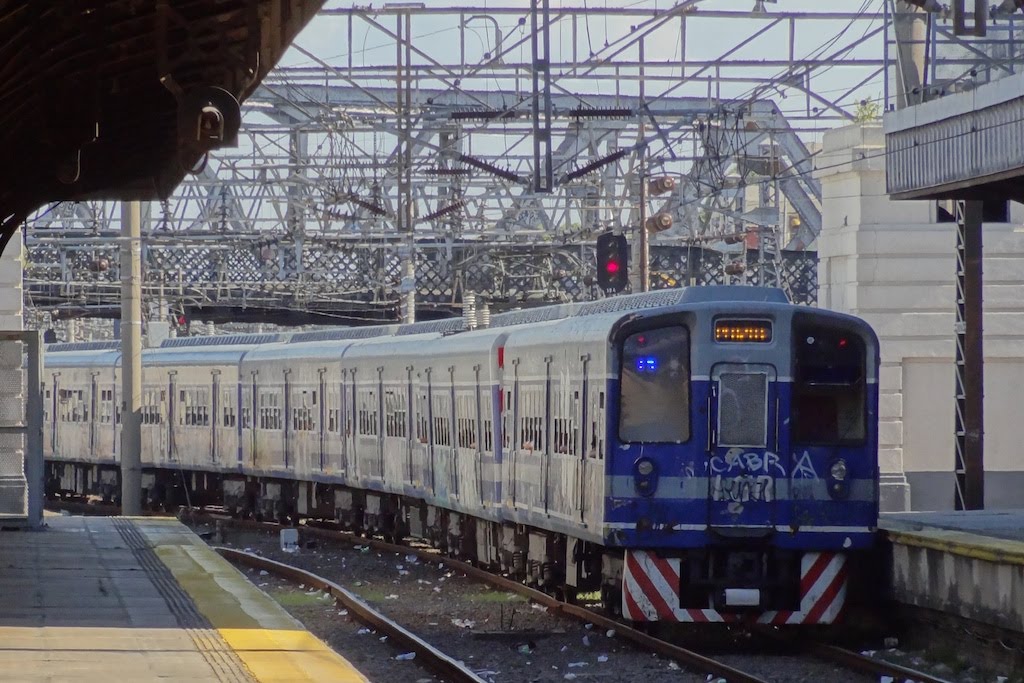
[601, 585, 622, 618]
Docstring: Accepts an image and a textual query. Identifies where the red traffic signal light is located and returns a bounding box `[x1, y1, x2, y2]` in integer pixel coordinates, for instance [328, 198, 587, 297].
[596, 231, 628, 292]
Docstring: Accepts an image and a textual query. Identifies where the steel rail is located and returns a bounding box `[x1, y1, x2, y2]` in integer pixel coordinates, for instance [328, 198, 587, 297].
[217, 547, 489, 683]
[185, 512, 768, 683]
[196, 513, 958, 683]
[803, 640, 953, 683]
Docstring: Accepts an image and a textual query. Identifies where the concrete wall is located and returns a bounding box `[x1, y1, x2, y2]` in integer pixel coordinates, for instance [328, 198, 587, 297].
[816, 123, 1024, 511]
[0, 229, 25, 517]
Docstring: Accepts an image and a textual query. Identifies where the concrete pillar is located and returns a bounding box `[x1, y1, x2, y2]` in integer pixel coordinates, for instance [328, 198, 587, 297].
[816, 122, 1024, 511]
[0, 229, 25, 520]
[120, 201, 142, 516]
[891, 2, 929, 108]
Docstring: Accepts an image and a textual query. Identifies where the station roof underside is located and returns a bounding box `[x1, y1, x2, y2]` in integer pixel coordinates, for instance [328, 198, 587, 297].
[0, 0, 324, 255]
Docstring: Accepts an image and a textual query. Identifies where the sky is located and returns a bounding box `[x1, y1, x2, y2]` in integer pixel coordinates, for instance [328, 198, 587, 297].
[274, 0, 890, 125]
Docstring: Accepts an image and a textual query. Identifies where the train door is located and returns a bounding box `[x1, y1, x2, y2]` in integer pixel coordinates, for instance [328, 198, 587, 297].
[447, 367, 458, 499]
[339, 370, 350, 477]
[347, 370, 358, 479]
[283, 370, 291, 469]
[405, 368, 415, 487]
[473, 366, 484, 507]
[50, 373, 60, 455]
[416, 379, 431, 492]
[578, 355, 590, 523]
[376, 367, 385, 481]
[89, 372, 98, 458]
[509, 362, 520, 507]
[166, 372, 177, 463]
[708, 364, 779, 530]
[542, 356, 553, 515]
[211, 371, 220, 464]
[249, 371, 258, 467]
[318, 369, 327, 472]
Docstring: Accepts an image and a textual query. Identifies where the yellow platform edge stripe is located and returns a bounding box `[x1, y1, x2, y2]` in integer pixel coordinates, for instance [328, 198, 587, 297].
[132, 519, 369, 683]
[880, 520, 1024, 567]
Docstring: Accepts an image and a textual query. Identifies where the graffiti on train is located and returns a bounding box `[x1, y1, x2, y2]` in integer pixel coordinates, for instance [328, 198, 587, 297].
[709, 447, 784, 503]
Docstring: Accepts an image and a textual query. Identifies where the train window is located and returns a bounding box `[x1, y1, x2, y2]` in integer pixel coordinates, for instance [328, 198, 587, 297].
[717, 372, 768, 447]
[619, 326, 690, 443]
[517, 386, 545, 452]
[483, 418, 494, 452]
[457, 417, 476, 449]
[792, 324, 866, 445]
[385, 390, 408, 438]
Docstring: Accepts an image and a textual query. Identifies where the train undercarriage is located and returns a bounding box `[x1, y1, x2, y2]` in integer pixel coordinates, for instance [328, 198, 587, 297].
[45, 459, 613, 605]
[45, 458, 869, 625]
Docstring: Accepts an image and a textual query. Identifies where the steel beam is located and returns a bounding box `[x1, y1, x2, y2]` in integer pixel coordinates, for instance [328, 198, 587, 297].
[954, 199, 984, 510]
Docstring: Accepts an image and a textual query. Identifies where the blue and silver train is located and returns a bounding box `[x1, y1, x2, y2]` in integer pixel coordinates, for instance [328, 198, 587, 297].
[43, 287, 879, 624]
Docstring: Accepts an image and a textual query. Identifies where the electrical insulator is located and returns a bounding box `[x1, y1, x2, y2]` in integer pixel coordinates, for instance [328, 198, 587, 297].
[645, 213, 673, 233]
[647, 177, 677, 196]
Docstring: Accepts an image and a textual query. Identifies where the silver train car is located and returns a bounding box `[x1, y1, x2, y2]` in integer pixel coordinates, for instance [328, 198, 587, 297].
[44, 287, 880, 625]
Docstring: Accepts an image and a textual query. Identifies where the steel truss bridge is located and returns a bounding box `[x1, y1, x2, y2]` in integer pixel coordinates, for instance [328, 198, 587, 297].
[23, 2, 1023, 329]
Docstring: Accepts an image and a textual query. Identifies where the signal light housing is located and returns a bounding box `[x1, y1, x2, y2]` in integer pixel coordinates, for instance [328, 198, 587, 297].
[596, 231, 629, 292]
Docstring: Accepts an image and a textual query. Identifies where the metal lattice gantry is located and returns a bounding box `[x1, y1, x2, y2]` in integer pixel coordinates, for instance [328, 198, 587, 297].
[25, 1, 1016, 326]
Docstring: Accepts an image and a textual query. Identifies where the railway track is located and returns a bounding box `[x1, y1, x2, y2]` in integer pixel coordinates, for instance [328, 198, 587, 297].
[173, 508, 951, 683]
[220, 547, 490, 683]
[43, 500, 953, 682]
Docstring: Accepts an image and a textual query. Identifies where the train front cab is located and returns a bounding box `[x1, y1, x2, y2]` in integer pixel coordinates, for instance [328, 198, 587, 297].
[608, 307, 879, 625]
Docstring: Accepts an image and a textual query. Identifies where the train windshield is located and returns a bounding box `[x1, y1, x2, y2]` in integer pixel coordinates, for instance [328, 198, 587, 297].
[792, 322, 866, 445]
[619, 326, 690, 443]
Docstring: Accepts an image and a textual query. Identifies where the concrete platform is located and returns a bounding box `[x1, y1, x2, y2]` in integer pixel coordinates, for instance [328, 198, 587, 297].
[880, 510, 1024, 634]
[0, 516, 367, 682]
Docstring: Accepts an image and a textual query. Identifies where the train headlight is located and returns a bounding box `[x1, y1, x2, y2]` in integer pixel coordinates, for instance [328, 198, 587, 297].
[634, 458, 658, 497]
[829, 459, 848, 481]
[827, 458, 850, 500]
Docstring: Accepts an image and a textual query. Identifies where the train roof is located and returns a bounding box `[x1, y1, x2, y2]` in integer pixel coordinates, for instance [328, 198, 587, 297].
[239, 337, 368, 364]
[143, 345, 265, 367]
[45, 341, 121, 353]
[44, 287, 798, 367]
[344, 326, 509, 363]
[44, 347, 121, 368]
[160, 333, 288, 347]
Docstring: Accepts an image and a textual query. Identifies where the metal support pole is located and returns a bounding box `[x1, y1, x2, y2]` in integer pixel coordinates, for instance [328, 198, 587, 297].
[639, 155, 650, 293]
[954, 199, 984, 510]
[531, 0, 553, 193]
[120, 200, 142, 516]
[397, 11, 416, 324]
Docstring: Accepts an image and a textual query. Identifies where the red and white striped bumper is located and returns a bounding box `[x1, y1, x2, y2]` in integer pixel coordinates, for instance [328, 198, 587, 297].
[622, 549, 848, 624]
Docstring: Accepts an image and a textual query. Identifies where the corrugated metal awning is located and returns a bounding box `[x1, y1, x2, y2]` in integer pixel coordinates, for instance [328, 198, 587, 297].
[885, 72, 1024, 201]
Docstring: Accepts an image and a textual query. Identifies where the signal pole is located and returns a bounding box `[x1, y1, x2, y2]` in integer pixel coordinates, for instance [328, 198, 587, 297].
[397, 9, 415, 324]
[639, 152, 650, 293]
[631, 146, 650, 293]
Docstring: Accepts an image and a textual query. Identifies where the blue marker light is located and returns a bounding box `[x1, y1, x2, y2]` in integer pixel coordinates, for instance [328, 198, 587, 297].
[636, 356, 658, 373]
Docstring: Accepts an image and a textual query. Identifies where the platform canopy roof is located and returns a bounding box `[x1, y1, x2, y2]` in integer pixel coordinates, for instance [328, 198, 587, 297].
[0, 0, 325, 254]
[885, 71, 1024, 203]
